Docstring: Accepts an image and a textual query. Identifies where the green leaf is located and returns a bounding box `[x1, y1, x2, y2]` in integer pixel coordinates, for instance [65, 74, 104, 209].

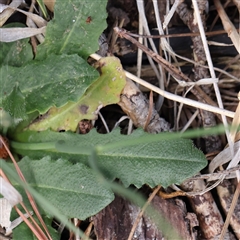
[27, 56, 126, 131]
[12, 215, 59, 240]
[36, 0, 48, 19]
[0, 109, 13, 133]
[37, 0, 108, 59]
[12, 222, 36, 240]
[11, 129, 207, 188]
[2, 83, 27, 125]
[0, 39, 33, 67]
[0, 54, 99, 114]
[0, 24, 33, 67]
[9, 156, 114, 220]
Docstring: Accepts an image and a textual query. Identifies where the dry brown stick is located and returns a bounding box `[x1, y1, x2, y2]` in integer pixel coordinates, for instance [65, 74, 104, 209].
[220, 181, 240, 240]
[181, 179, 226, 239]
[115, 27, 193, 82]
[118, 78, 170, 133]
[143, 90, 153, 131]
[128, 27, 240, 39]
[114, 27, 219, 111]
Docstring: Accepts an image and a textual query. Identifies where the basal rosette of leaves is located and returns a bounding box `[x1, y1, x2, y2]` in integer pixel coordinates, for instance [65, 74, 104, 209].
[0, 0, 208, 237]
[0, 0, 108, 124]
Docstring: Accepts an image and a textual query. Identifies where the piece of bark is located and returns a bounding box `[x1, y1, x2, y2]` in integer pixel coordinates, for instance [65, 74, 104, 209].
[93, 195, 133, 240]
[150, 196, 197, 240]
[93, 194, 197, 240]
[118, 78, 170, 133]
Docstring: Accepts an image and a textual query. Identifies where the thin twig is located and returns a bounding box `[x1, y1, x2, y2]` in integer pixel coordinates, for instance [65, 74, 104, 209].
[127, 28, 240, 39]
[136, 0, 164, 110]
[127, 185, 161, 240]
[186, 165, 240, 181]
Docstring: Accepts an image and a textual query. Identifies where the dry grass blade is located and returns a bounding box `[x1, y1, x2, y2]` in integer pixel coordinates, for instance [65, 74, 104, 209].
[8, 6, 47, 27]
[0, 175, 22, 235]
[208, 93, 240, 238]
[0, 176, 22, 207]
[230, 92, 240, 142]
[225, 94, 240, 173]
[208, 141, 240, 177]
[0, 26, 46, 42]
[0, 198, 12, 235]
[91, 53, 235, 118]
[136, 0, 165, 110]
[0, 0, 23, 26]
[0, 171, 45, 238]
[163, 0, 182, 29]
[213, 0, 240, 53]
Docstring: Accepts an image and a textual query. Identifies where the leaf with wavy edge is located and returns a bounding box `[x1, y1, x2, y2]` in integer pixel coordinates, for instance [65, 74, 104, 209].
[27, 56, 126, 132]
[11, 129, 207, 188]
[8, 156, 114, 220]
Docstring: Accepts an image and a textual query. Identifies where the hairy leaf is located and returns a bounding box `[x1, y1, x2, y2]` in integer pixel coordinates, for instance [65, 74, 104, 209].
[11, 129, 207, 188]
[12, 215, 59, 240]
[2, 84, 27, 125]
[0, 37, 33, 67]
[37, 0, 108, 59]
[0, 54, 99, 114]
[27, 56, 126, 131]
[9, 157, 114, 220]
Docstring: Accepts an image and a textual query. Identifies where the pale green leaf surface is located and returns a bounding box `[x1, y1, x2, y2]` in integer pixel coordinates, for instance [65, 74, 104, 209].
[0, 54, 99, 114]
[2, 84, 27, 124]
[12, 215, 59, 240]
[27, 56, 126, 131]
[37, 0, 108, 59]
[12, 223, 36, 240]
[9, 157, 114, 220]
[12, 129, 207, 188]
[0, 23, 33, 67]
[0, 37, 33, 67]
